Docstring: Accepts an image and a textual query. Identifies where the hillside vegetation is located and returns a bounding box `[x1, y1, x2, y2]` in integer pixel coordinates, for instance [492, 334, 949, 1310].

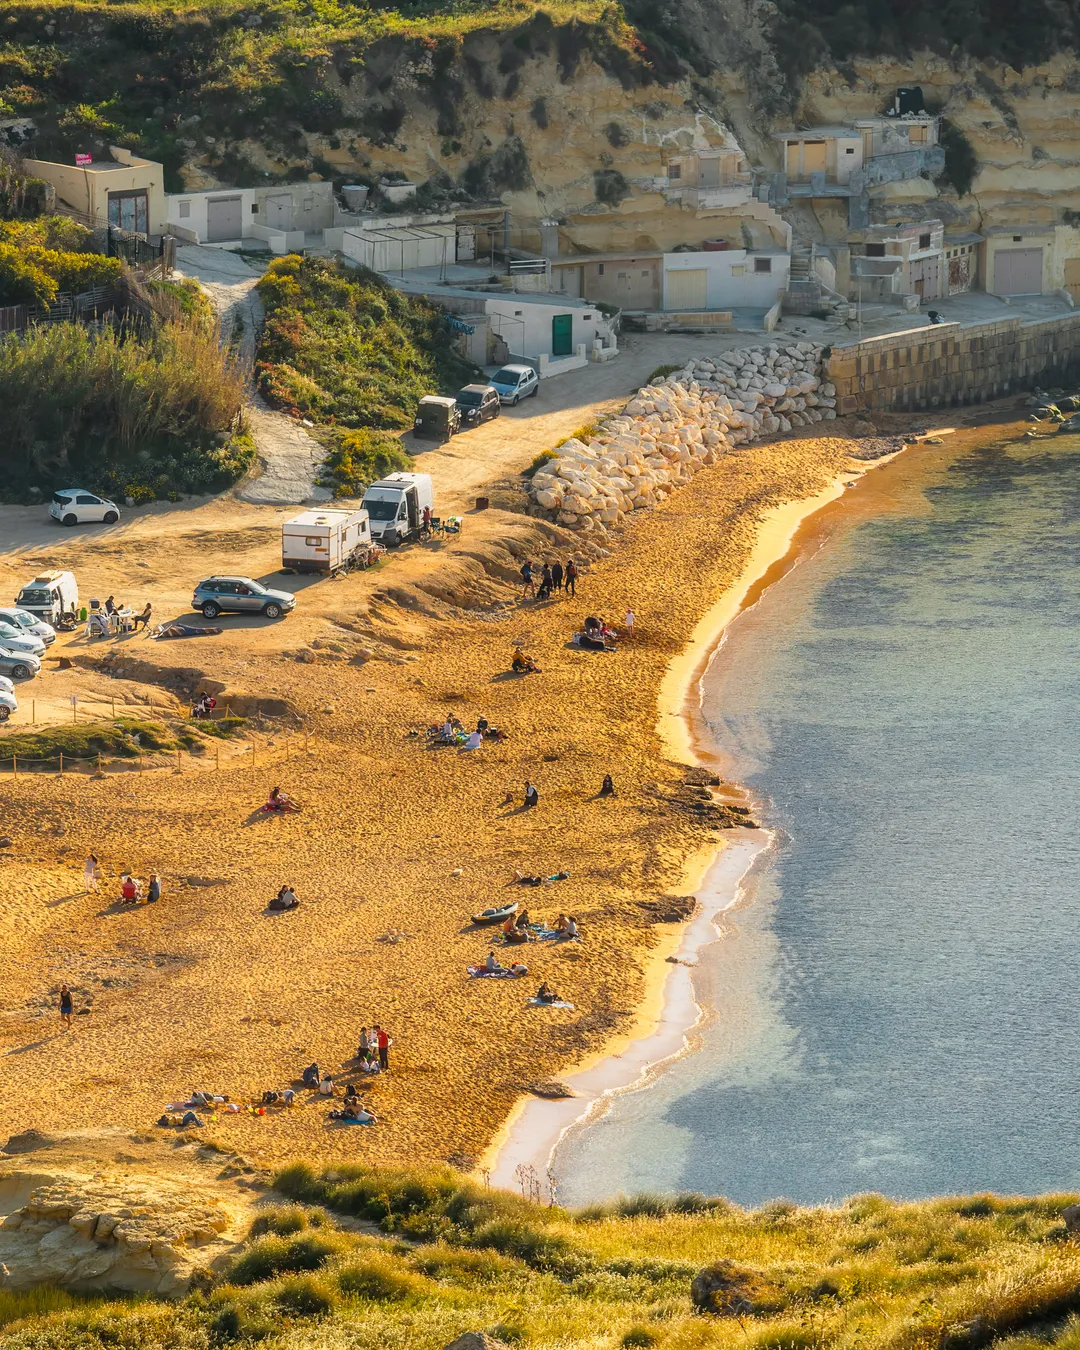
[4, 1163, 1080, 1350]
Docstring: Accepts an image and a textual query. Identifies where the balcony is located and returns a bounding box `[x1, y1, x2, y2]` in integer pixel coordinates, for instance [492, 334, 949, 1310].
[862, 146, 945, 186]
[663, 174, 754, 211]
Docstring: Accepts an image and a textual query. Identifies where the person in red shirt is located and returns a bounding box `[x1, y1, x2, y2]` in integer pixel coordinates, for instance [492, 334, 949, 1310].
[374, 1025, 391, 1073]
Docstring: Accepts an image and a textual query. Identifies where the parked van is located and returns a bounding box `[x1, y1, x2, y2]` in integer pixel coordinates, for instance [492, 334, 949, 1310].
[15, 570, 78, 629]
[361, 473, 434, 547]
[282, 508, 371, 573]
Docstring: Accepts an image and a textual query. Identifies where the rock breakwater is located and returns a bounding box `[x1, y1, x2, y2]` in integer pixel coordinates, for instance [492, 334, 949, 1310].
[528, 342, 834, 531]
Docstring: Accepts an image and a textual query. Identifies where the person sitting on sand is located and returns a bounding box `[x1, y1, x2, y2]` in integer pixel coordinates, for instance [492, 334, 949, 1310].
[318, 1073, 334, 1096]
[515, 908, 531, 929]
[512, 649, 540, 674]
[147, 874, 162, 903]
[463, 730, 483, 750]
[265, 786, 301, 814]
[600, 774, 615, 797]
[363, 1050, 381, 1074]
[501, 915, 517, 937]
[536, 982, 560, 1004]
[565, 915, 579, 939]
[302, 1062, 321, 1088]
[269, 885, 300, 911]
[485, 950, 504, 974]
[523, 782, 539, 809]
[119, 874, 141, 903]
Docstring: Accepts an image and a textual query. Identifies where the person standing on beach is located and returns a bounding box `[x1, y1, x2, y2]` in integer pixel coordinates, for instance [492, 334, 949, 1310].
[565, 558, 578, 598]
[84, 855, 100, 892]
[59, 984, 73, 1030]
[374, 1025, 391, 1073]
[551, 561, 564, 592]
[358, 1026, 370, 1059]
[625, 608, 635, 636]
[521, 561, 536, 598]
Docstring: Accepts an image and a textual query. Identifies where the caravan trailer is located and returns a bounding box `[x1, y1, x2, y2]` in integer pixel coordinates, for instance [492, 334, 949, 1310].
[281, 508, 371, 573]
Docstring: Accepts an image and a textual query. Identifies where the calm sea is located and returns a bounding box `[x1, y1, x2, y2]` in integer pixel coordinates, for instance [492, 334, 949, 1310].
[555, 432, 1080, 1207]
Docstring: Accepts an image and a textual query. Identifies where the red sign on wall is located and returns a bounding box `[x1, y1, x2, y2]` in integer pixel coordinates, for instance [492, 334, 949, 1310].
[75, 152, 92, 166]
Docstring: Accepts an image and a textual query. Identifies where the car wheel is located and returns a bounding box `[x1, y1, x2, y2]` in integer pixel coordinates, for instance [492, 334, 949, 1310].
[511, 394, 520, 406]
[103, 510, 119, 524]
[0, 706, 9, 722]
[263, 602, 283, 620]
[62, 514, 78, 527]
[201, 602, 220, 619]
[530, 383, 539, 397]
[11, 664, 30, 680]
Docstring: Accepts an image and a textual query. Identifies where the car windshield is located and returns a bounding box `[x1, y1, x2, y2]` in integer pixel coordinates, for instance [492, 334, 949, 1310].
[365, 499, 399, 521]
[456, 390, 483, 407]
[493, 369, 523, 384]
[2, 612, 34, 629]
[17, 588, 52, 606]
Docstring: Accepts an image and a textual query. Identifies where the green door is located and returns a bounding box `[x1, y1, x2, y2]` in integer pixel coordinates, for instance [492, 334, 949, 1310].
[551, 313, 573, 356]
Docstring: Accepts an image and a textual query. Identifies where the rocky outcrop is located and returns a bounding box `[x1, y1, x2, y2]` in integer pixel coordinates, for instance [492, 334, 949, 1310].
[0, 1175, 236, 1297]
[528, 341, 830, 531]
[444, 1334, 510, 1350]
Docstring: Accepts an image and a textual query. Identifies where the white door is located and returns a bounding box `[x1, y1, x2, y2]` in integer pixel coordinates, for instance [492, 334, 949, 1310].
[666, 268, 708, 311]
[206, 196, 243, 243]
[265, 194, 293, 230]
[993, 248, 1043, 294]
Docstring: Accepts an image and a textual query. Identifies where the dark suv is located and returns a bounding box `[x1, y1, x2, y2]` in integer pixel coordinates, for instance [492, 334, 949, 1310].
[192, 576, 296, 620]
[455, 384, 501, 427]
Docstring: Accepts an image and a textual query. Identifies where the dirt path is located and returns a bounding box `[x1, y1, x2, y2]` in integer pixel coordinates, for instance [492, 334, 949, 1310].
[174, 246, 331, 506]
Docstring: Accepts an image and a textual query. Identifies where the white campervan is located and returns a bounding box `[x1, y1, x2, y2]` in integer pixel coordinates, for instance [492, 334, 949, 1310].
[281, 508, 372, 573]
[14, 570, 78, 629]
[361, 473, 434, 547]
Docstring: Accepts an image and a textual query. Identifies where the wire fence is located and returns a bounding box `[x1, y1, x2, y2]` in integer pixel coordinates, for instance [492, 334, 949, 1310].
[0, 729, 315, 778]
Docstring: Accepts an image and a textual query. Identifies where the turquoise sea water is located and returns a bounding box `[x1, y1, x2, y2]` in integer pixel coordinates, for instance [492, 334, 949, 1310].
[555, 435, 1080, 1206]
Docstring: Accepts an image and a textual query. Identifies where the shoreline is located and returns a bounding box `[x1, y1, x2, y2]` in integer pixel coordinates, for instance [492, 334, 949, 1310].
[483, 461, 891, 1194]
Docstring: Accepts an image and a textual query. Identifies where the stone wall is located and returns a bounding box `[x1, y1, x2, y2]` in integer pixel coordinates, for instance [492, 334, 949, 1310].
[824, 313, 1080, 415]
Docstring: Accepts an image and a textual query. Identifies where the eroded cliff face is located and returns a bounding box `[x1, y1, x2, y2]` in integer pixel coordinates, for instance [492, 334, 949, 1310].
[177, 39, 1080, 261]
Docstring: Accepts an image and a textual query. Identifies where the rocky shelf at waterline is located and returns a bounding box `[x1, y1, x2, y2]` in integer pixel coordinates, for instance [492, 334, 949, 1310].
[528, 342, 835, 531]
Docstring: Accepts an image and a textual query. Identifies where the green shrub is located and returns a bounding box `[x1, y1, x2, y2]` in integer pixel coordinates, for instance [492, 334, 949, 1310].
[322, 427, 413, 498]
[622, 1329, 659, 1348]
[648, 364, 681, 382]
[255, 255, 476, 433]
[272, 1274, 336, 1318]
[228, 1233, 345, 1285]
[248, 1206, 330, 1238]
[524, 449, 558, 477]
[413, 1243, 519, 1284]
[594, 168, 630, 206]
[0, 317, 246, 503]
[336, 1255, 427, 1301]
[938, 119, 979, 197]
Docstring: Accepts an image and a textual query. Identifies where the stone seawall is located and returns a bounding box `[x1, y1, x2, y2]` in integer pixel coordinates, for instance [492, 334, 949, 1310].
[825, 312, 1080, 415]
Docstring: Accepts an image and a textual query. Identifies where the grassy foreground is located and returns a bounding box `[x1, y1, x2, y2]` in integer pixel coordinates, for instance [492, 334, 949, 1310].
[5, 1162, 1080, 1350]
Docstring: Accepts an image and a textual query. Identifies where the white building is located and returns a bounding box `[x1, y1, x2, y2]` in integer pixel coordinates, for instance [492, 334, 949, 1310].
[662, 248, 790, 312]
[165, 182, 337, 250]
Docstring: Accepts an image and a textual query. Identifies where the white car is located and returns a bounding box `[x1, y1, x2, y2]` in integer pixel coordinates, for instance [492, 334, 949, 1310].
[50, 489, 121, 527]
[0, 607, 55, 645]
[0, 677, 16, 722]
[0, 621, 45, 657]
[0, 647, 39, 680]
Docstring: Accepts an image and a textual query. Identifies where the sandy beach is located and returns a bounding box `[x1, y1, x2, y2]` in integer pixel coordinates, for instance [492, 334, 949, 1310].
[0, 427, 886, 1172]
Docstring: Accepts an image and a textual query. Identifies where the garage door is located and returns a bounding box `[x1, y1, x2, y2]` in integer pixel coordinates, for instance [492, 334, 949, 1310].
[206, 196, 243, 243]
[666, 268, 708, 311]
[910, 255, 942, 300]
[993, 247, 1043, 295]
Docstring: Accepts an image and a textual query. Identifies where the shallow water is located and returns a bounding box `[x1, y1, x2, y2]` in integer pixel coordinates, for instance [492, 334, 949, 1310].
[555, 433, 1080, 1206]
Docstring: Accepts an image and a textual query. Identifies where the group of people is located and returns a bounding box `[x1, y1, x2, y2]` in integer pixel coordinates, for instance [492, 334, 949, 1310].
[500, 910, 579, 943]
[192, 692, 218, 719]
[119, 872, 162, 904]
[434, 715, 509, 749]
[482, 951, 529, 976]
[578, 615, 620, 652]
[269, 885, 300, 911]
[511, 649, 540, 675]
[521, 557, 579, 601]
[357, 1025, 392, 1073]
[85, 597, 153, 639]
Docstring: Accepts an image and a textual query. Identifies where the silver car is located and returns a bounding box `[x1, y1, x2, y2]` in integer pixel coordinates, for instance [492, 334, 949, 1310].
[0, 607, 56, 644]
[0, 620, 46, 657]
[192, 576, 296, 621]
[0, 647, 40, 680]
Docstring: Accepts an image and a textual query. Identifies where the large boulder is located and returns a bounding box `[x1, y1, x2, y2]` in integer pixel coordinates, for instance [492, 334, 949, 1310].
[444, 1335, 509, 1350]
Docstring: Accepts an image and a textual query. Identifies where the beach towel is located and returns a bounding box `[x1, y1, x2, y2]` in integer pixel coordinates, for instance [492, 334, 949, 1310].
[155, 624, 224, 639]
[526, 997, 575, 1010]
[468, 965, 527, 979]
[329, 1111, 375, 1125]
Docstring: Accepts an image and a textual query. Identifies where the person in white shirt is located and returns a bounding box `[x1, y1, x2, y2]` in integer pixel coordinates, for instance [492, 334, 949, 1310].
[318, 1074, 334, 1096]
[625, 609, 635, 634]
[84, 855, 101, 892]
